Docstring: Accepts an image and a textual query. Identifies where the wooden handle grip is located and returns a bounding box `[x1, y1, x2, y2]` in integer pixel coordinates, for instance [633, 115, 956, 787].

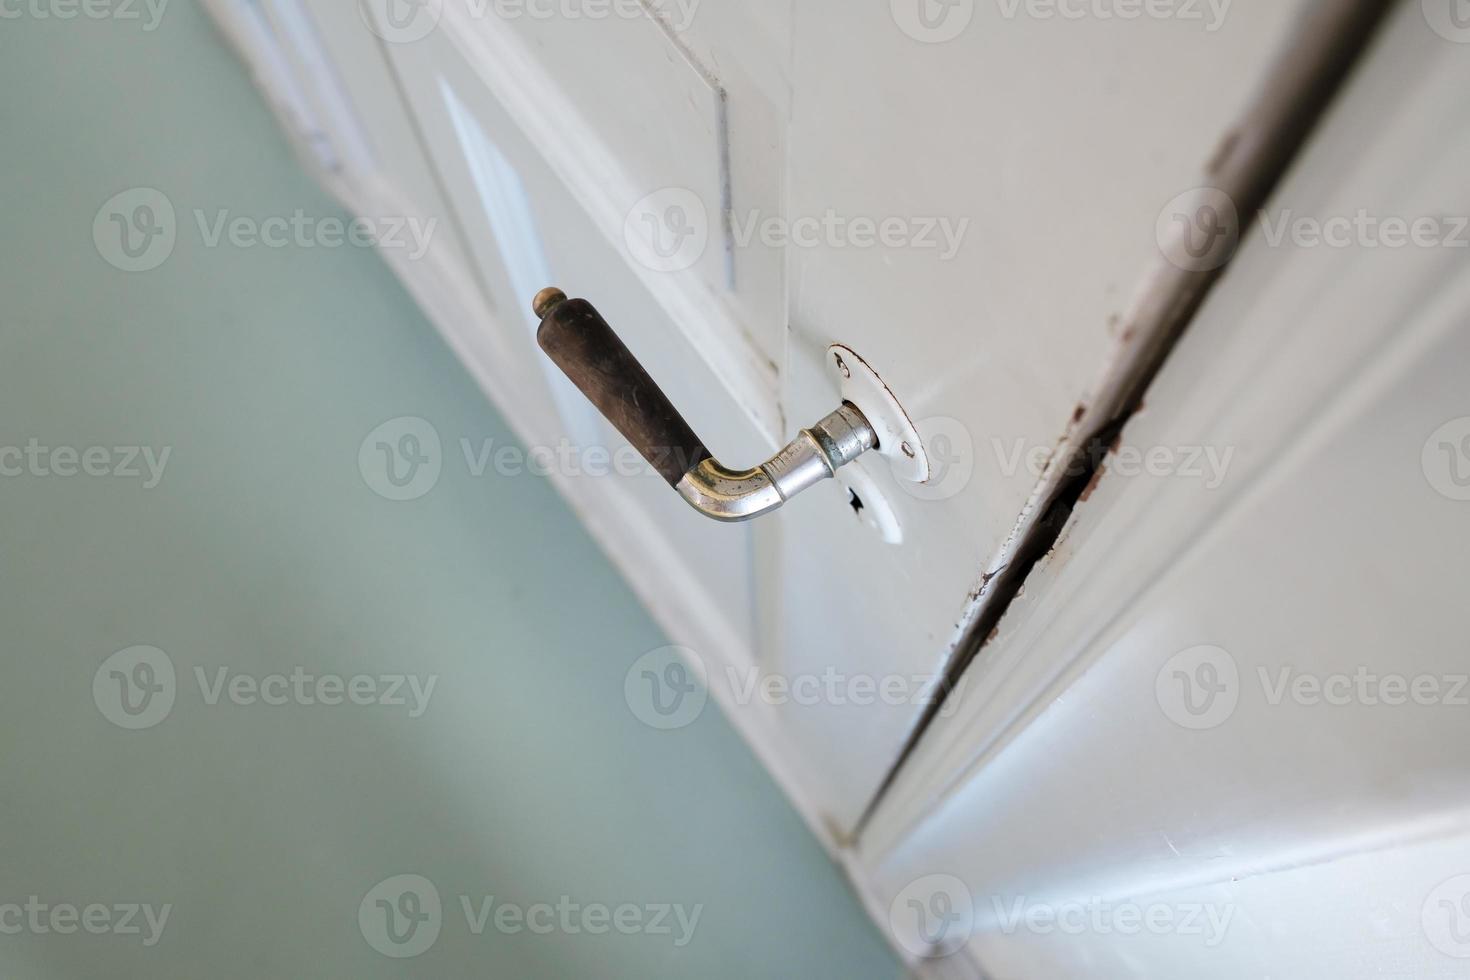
[535, 295, 710, 486]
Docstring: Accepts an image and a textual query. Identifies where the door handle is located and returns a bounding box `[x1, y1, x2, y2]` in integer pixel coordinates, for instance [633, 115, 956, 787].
[532, 287, 886, 523]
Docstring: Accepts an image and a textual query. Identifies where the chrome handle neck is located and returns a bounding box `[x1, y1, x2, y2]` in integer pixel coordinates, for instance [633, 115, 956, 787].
[674, 404, 878, 522]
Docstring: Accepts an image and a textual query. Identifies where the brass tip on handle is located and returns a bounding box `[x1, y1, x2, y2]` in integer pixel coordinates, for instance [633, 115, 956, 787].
[532, 287, 568, 320]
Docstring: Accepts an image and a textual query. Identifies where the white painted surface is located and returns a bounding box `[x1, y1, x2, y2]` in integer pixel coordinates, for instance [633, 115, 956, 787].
[764, 0, 1313, 828]
[863, 7, 1470, 975]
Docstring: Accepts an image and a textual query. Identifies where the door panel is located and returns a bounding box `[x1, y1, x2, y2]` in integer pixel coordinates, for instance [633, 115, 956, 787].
[428, 1, 789, 437]
[760, 0, 1317, 828]
[863, 7, 1470, 975]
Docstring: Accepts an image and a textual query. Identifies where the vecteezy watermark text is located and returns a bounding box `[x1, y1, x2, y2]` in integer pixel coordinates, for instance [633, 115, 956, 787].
[0, 897, 170, 946]
[192, 210, 435, 260]
[993, 0, 1231, 30]
[992, 895, 1236, 946]
[992, 437, 1235, 490]
[0, 440, 170, 488]
[0, 0, 169, 30]
[469, 0, 700, 30]
[1259, 210, 1470, 251]
[193, 666, 437, 717]
[729, 210, 969, 260]
[890, 0, 1231, 43]
[359, 0, 701, 44]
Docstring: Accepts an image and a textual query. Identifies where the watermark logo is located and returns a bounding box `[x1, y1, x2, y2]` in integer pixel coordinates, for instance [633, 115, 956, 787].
[360, 875, 442, 958]
[1425, 875, 1470, 958]
[1423, 418, 1470, 501]
[1157, 187, 1240, 273]
[889, 874, 974, 959]
[891, 0, 975, 43]
[624, 646, 708, 730]
[359, 0, 442, 42]
[93, 646, 177, 730]
[898, 417, 975, 502]
[94, 188, 176, 273]
[1155, 645, 1239, 730]
[0, 0, 170, 30]
[1424, 0, 1470, 43]
[624, 188, 709, 274]
[359, 417, 443, 501]
[0, 898, 171, 946]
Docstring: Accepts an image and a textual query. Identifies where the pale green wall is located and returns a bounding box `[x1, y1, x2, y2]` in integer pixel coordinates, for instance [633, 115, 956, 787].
[0, 4, 899, 976]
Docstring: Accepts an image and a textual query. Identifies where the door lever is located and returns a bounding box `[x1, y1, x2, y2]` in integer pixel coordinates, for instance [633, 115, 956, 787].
[532, 287, 885, 523]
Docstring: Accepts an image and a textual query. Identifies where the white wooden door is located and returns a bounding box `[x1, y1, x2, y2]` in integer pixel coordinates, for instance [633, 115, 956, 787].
[208, 0, 1395, 845]
[759, 0, 1322, 829]
[204, 4, 1467, 974]
[862, 5, 1470, 974]
[363, 0, 1337, 839]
